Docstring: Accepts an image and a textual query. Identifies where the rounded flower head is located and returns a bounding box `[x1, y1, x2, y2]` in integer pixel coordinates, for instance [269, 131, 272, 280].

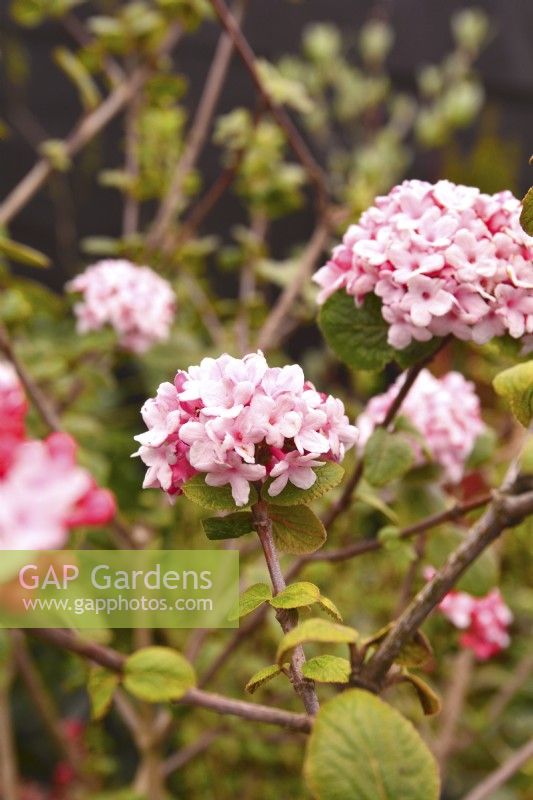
[0, 432, 116, 550]
[67, 259, 176, 353]
[435, 583, 512, 660]
[357, 369, 485, 484]
[134, 351, 358, 507]
[0, 361, 27, 476]
[314, 179, 533, 348]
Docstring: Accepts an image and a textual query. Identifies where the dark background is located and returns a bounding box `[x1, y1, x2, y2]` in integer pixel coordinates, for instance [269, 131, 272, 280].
[1, 0, 532, 289]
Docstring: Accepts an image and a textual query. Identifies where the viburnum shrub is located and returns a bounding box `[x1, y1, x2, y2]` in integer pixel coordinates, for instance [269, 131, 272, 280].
[0, 2, 532, 797]
[134, 351, 358, 506]
[67, 259, 176, 353]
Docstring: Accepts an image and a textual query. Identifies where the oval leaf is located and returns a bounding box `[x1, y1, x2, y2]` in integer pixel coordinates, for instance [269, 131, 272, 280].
[124, 647, 195, 703]
[88, 666, 119, 721]
[317, 596, 343, 623]
[493, 361, 533, 427]
[276, 618, 358, 665]
[304, 689, 440, 800]
[202, 511, 254, 541]
[183, 474, 258, 511]
[245, 663, 285, 694]
[319, 291, 393, 371]
[268, 504, 327, 554]
[0, 237, 50, 268]
[270, 581, 321, 609]
[520, 185, 533, 235]
[264, 462, 344, 507]
[401, 670, 442, 717]
[302, 655, 350, 684]
[363, 428, 415, 487]
[228, 583, 272, 621]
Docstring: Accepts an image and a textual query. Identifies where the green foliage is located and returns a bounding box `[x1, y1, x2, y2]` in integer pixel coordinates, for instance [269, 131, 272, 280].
[201, 511, 254, 541]
[123, 646, 196, 702]
[229, 583, 272, 621]
[319, 292, 392, 371]
[0, 235, 50, 268]
[364, 626, 434, 669]
[304, 690, 440, 800]
[269, 581, 321, 609]
[302, 655, 351, 684]
[520, 185, 533, 235]
[182, 474, 258, 511]
[493, 361, 533, 427]
[400, 670, 442, 716]
[267, 504, 327, 554]
[263, 463, 344, 506]
[276, 618, 358, 665]
[363, 428, 415, 487]
[88, 666, 119, 721]
[245, 663, 285, 694]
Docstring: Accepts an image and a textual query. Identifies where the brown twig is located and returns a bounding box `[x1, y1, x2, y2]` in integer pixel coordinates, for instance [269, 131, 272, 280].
[208, 0, 328, 209]
[0, 656, 18, 800]
[433, 649, 474, 774]
[256, 221, 330, 352]
[27, 628, 312, 733]
[461, 737, 533, 800]
[361, 488, 533, 689]
[252, 501, 320, 716]
[147, 0, 246, 249]
[0, 26, 183, 227]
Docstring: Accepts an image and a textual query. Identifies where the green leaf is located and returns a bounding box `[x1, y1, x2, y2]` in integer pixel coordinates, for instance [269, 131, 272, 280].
[276, 618, 358, 665]
[520, 186, 533, 235]
[0, 237, 50, 268]
[364, 625, 433, 669]
[245, 663, 286, 694]
[88, 666, 119, 721]
[493, 361, 533, 427]
[268, 504, 327, 554]
[465, 429, 496, 469]
[304, 689, 440, 800]
[270, 581, 321, 609]
[201, 511, 254, 541]
[317, 596, 343, 623]
[54, 47, 101, 110]
[228, 583, 272, 621]
[319, 291, 393, 371]
[377, 526, 417, 568]
[394, 338, 444, 370]
[364, 428, 415, 487]
[183, 474, 258, 511]
[356, 481, 399, 523]
[263, 462, 345, 506]
[302, 655, 351, 684]
[124, 647, 195, 703]
[401, 670, 442, 716]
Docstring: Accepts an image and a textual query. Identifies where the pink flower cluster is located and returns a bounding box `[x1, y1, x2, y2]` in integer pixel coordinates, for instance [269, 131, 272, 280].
[134, 351, 358, 507]
[0, 363, 116, 549]
[67, 259, 176, 354]
[357, 370, 485, 484]
[314, 179, 533, 349]
[437, 586, 512, 660]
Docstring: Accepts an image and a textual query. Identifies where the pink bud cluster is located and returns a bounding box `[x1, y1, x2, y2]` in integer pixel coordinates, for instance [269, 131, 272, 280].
[357, 370, 485, 484]
[0, 363, 116, 549]
[134, 351, 358, 507]
[437, 586, 512, 660]
[67, 259, 176, 354]
[314, 179, 533, 349]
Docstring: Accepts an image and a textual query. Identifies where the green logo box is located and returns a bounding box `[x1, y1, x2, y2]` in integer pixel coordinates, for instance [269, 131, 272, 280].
[0, 550, 239, 629]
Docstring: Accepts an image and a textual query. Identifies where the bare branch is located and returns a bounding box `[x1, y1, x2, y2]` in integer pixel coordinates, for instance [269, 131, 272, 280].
[209, 0, 328, 208]
[462, 738, 533, 800]
[147, 0, 246, 248]
[361, 488, 533, 688]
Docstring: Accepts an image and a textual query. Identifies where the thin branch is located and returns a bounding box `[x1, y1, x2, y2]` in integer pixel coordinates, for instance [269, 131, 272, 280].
[122, 89, 142, 237]
[433, 649, 474, 774]
[209, 0, 328, 208]
[0, 323, 61, 432]
[26, 628, 312, 733]
[462, 738, 533, 800]
[321, 337, 451, 530]
[9, 631, 84, 776]
[147, 0, 246, 248]
[162, 727, 224, 777]
[252, 501, 319, 716]
[256, 221, 330, 351]
[361, 487, 533, 689]
[0, 26, 183, 227]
